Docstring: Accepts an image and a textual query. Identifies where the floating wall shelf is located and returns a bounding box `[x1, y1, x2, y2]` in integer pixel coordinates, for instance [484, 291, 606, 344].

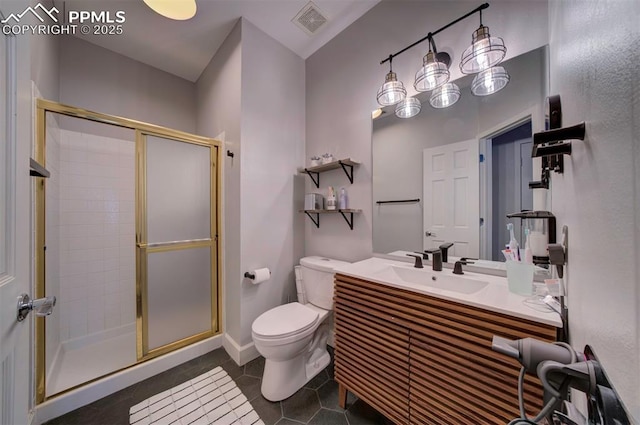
[298, 158, 360, 188]
[299, 209, 362, 230]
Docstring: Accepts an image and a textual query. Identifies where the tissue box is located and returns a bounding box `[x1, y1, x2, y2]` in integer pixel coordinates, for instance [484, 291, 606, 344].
[304, 193, 324, 210]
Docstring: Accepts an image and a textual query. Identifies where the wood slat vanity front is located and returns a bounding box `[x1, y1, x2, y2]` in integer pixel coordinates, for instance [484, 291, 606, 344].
[334, 273, 557, 425]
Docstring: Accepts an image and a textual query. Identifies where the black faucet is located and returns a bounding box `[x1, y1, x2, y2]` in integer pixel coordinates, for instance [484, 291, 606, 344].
[453, 258, 476, 275]
[413, 251, 429, 260]
[406, 253, 424, 268]
[439, 242, 454, 263]
[425, 249, 442, 271]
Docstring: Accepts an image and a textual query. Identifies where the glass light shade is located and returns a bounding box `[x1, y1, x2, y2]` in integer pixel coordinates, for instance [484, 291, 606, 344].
[460, 25, 507, 74]
[414, 51, 450, 92]
[395, 97, 421, 118]
[429, 83, 461, 109]
[471, 66, 510, 96]
[377, 71, 407, 106]
[143, 0, 197, 20]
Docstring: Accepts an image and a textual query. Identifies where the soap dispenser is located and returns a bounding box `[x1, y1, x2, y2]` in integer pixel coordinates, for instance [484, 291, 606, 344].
[338, 187, 348, 210]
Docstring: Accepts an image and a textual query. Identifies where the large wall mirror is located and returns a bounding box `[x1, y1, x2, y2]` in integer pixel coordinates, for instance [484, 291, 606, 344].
[372, 46, 550, 266]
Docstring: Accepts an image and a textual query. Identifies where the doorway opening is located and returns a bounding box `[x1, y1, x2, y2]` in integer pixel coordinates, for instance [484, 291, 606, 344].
[480, 119, 534, 261]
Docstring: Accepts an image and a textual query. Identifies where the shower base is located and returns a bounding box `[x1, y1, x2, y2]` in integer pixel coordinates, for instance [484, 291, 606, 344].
[46, 325, 136, 397]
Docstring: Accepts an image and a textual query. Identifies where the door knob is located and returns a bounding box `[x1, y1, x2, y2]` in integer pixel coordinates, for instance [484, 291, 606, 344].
[17, 294, 56, 322]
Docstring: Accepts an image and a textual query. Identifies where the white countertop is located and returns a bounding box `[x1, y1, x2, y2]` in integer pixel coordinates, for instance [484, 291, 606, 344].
[333, 257, 562, 328]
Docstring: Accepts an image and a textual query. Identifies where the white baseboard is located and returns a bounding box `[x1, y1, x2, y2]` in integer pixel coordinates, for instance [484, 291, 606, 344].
[222, 334, 259, 366]
[35, 334, 222, 424]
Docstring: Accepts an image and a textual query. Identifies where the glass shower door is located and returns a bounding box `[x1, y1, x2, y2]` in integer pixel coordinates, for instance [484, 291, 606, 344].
[137, 133, 219, 359]
[36, 99, 222, 401]
[41, 112, 138, 398]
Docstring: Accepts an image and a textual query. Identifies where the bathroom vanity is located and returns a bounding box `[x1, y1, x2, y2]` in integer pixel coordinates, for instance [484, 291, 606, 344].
[332, 257, 562, 425]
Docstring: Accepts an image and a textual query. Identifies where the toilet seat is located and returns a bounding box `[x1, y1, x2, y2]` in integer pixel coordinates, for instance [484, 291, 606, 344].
[252, 302, 319, 339]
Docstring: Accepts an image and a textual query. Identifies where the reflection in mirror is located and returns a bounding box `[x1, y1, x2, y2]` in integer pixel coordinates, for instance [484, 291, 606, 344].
[372, 46, 549, 266]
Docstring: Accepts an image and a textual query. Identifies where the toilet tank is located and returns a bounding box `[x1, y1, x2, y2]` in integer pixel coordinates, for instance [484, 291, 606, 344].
[299, 256, 351, 310]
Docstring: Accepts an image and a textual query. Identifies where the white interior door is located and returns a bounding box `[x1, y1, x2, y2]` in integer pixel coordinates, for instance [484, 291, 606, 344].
[0, 3, 33, 424]
[423, 139, 479, 258]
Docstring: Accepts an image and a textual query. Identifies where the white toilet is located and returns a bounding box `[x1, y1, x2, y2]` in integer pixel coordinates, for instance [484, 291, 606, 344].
[251, 256, 350, 401]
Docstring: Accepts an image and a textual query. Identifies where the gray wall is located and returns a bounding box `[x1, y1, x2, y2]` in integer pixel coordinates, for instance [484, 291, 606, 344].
[196, 19, 305, 349]
[30, 0, 59, 102]
[372, 48, 545, 255]
[196, 21, 243, 345]
[239, 20, 305, 347]
[548, 0, 639, 419]
[59, 36, 196, 133]
[305, 0, 549, 262]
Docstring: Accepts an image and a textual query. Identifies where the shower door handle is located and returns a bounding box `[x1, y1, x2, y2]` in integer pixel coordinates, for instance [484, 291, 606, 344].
[17, 294, 57, 322]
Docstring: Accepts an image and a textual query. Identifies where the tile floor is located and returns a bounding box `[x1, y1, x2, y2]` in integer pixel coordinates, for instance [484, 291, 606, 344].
[44, 347, 394, 425]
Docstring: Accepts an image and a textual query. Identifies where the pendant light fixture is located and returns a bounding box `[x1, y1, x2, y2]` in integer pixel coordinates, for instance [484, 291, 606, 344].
[395, 97, 421, 118]
[376, 3, 510, 115]
[429, 83, 461, 109]
[377, 56, 407, 106]
[459, 8, 506, 74]
[414, 36, 450, 92]
[471, 65, 510, 96]
[143, 0, 197, 20]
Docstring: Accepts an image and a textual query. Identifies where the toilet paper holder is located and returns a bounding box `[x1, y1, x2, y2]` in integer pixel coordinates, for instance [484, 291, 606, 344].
[244, 268, 271, 284]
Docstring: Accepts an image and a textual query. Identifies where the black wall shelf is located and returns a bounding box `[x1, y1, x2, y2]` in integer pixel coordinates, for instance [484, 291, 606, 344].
[298, 158, 359, 188]
[299, 209, 362, 230]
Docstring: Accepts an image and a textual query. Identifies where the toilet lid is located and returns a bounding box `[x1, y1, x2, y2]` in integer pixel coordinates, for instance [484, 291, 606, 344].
[252, 303, 319, 338]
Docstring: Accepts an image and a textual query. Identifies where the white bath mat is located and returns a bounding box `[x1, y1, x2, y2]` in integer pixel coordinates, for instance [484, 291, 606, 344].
[129, 367, 264, 425]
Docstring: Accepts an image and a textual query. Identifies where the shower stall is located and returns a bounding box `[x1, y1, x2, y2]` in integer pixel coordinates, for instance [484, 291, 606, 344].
[34, 99, 222, 402]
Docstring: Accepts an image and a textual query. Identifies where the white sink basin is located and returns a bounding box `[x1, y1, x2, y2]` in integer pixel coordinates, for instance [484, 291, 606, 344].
[381, 265, 489, 295]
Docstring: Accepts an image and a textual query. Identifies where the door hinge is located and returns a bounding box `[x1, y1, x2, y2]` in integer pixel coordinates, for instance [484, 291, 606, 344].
[479, 154, 485, 163]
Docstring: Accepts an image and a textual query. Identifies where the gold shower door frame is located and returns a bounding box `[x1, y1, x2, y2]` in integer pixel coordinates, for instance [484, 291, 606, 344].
[34, 99, 223, 403]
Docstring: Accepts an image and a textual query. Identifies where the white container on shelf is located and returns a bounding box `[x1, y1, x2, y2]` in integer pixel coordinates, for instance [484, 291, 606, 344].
[339, 188, 348, 209]
[304, 193, 324, 210]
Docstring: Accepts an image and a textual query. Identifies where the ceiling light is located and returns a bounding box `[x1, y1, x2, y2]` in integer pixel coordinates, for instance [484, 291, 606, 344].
[414, 37, 450, 92]
[372, 108, 383, 119]
[143, 0, 197, 20]
[375, 4, 508, 117]
[377, 57, 407, 107]
[460, 25, 507, 74]
[429, 83, 460, 109]
[395, 97, 421, 119]
[471, 66, 510, 96]
[376, 71, 406, 107]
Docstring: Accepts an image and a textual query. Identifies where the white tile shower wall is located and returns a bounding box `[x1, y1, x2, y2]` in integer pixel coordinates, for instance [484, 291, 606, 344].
[57, 129, 136, 343]
[45, 114, 61, 376]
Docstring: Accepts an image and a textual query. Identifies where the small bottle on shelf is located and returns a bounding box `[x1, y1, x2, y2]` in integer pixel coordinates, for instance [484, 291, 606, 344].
[339, 187, 348, 209]
[326, 186, 337, 210]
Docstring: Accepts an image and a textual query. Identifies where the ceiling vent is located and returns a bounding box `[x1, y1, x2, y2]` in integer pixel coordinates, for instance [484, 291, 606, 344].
[292, 1, 328, 36]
